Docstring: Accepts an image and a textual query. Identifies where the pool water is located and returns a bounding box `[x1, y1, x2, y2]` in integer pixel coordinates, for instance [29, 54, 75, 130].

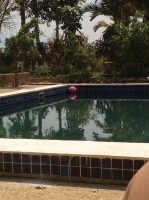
[1, 98, 149, 142]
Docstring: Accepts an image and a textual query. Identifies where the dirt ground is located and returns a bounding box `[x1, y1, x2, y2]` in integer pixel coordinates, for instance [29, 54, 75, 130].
[0, 178, 125, 200]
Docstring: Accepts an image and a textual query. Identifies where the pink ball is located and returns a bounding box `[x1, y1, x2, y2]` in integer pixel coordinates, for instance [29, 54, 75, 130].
[69, 94, 77, 100]
[68, 86, 77, 95]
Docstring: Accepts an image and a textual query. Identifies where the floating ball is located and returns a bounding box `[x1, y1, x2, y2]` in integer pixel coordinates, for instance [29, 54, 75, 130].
[68, 86, 77, 95]
[69, 94, 77, 100]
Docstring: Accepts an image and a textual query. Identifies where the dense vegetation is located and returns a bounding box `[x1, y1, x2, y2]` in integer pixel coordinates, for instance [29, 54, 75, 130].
[0, 0, 149, 80]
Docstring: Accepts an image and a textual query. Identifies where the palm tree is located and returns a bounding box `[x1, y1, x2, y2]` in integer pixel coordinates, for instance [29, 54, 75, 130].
[28, 0, 40, 46]
[14, 0, 28, 27]
[0, 0, 13, 31]
[39, 0, 62, 41]
[84, 0, 133, 31]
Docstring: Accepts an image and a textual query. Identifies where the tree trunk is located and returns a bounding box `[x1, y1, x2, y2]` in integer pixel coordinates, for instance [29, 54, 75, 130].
[20, 1, 26, 27]
[35, 22, 40, 45]
[33, 0, 40, 47]
[13, 51, 18, 88]
[55, 19, 60, 40]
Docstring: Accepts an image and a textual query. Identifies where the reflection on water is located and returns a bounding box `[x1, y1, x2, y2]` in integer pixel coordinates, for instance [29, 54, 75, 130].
[1, 99, 149, 142]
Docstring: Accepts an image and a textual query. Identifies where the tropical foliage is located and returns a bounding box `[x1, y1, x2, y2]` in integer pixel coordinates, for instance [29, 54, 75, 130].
[0, 0, 149, 79]
[108, 20, 149, 76]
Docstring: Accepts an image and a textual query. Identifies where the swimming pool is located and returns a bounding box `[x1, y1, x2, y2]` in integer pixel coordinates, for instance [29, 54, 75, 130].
[0, 84, 149, 184]
[1, 98, 149, 143]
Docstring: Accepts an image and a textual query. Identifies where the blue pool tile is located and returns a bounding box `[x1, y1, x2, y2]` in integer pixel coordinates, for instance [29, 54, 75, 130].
[102, 169, 112, 179]
[31, 155, 40, 164]
[61, 156, 69, 165]
[71, 157, 80, 166]
[61, 166, 69, 176]
[3, 153, 12, 163]
[102, 158, 111, 168]
[22, 164, 31, 174]
[113, 169, 123, 180]
[91, 158, 101, 168]
[123, 160, 133, 170]
[0, 163, 3, 172]
[71, 167, 80, 177]
[51, 156, 60, 165]
[13, 164, 22, 173]
[4, 163, 12, 173]
[0, 153, 3, 162]
[32, 164, 40, 174]
[51, 165, 60, 175]
[123, 170, 133, 181]
[91, 168, 101, 179]
[41, 165, 50, 174]
[41, 165, 51, 174]
[81, 167, 90, 178]
[13, 154, 21, 163]
[41, 155, 50, 165]
[22, 154, 31, 164]
[81, 157, 90, 167]
[112, 159, 122, 169]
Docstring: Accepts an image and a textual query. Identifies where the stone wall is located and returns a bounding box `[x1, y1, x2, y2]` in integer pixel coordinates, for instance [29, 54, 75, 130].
[31, 76, 149, 84]
[0, 72, 31, 87]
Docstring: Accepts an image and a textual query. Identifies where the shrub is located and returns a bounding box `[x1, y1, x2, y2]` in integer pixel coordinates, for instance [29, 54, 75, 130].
[109, 19, 149, 76]
[63, 33, 97, 71]
[34, 64, 49, 77]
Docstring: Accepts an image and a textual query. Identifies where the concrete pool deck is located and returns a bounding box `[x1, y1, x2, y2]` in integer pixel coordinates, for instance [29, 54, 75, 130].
[0, 84, 64, 97]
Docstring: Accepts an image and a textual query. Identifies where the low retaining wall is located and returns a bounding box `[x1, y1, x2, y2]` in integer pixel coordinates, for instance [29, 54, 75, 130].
[31, 77, 149, 84]
[0, 72, 31, 87]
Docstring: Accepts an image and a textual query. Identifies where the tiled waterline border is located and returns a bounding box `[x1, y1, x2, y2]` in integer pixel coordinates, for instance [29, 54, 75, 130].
[1, 83, 149, 115]
[75, 83, 149, 99]
[0, 153, 147, 184]
[1, 83, 149, 116]
[0, 84, 68, 115]
[1, 83, 149, 184]
[0, 140, 149, 184]
[1, 83, 149, 110]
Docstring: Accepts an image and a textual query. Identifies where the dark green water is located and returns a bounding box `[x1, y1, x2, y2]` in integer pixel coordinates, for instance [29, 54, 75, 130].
[1, 99, 149, 142]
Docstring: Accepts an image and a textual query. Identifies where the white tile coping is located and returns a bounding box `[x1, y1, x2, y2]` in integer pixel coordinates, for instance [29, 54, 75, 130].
[0, 139, 149, 160]
[0, 84, 67, 98]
